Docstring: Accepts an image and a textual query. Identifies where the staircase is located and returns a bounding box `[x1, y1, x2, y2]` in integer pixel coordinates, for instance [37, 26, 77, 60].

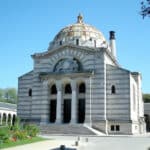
[39, 124, 96, 135]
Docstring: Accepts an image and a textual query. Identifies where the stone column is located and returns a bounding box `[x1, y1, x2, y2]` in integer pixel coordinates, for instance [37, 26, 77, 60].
[56, 80, 62, 123]
[6, 114, 8, 126]
[71, 80, 77, 124]
[0, 113, 2, 125]
[10, 114, 13, 126]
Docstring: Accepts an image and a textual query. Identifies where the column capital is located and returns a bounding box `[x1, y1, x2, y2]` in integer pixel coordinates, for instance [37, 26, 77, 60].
[42, 80, 48, 88]
[71, 80, 77, 91]
[56, 80, 62, 91]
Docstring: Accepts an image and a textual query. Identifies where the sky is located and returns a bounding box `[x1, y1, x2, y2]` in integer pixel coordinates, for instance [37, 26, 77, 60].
[0, 0, 150, 93]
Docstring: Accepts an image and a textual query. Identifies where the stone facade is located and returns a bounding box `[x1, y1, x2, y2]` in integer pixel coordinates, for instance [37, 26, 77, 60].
[17, 15, 145, 135]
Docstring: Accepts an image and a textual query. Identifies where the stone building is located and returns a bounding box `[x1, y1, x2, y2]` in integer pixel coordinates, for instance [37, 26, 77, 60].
[18, 14, 145, 134]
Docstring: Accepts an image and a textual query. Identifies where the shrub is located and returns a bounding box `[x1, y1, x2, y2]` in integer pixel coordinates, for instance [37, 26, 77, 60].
[143, 94, 150, 103]
[12, 130, 27, 140]
[24, 124, 39, 137]
[11, 117, 21, 131]
[0, 127, 10, 143]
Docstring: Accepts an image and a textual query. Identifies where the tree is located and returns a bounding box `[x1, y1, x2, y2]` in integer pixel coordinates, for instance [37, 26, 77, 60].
[143, 94, 150, 103]
[140, 0, 150, 18]
[5, 88, 17, 103]
[0, 88, 17, 104]
[0, 89, 3, 98]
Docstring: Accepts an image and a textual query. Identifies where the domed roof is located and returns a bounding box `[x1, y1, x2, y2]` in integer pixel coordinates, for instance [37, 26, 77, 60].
[48, 14, 107, 50]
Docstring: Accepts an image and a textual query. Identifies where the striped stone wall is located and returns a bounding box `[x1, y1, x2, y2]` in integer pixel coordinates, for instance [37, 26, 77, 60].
[106, 65, 130, 120]
[17, 71, 33, 120]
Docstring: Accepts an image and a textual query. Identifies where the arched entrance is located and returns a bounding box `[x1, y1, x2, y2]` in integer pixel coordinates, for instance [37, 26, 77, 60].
[78, 99, 85, 123]
[63, 84, 72, 123]
[2, 113, 6, 125]
[144, 114, 150, 131]
[50, 100, 56, 123]
[78, 83, 85, 123]
[12, 114, 16, 126]
[50, 84, 57, 123]
[8, 114, 11, 125]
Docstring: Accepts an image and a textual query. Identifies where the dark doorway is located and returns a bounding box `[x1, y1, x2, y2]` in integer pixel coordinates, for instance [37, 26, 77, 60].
[65, 84, 72, 94]
[78, 99, 85, 123]
[50, 100, 56, 123]
[63, 99, 71, 123]
[12, 115, 16, 126]
[51, 84, 57, 94]
[144, 114, 150, 131]
[79, 83, 86, 93]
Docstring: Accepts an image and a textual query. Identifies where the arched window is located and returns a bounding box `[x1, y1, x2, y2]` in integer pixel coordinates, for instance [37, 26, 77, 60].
[2, 113, 6, 125]
[65, 84, 72, 94]
[51, 84, 57, 94]
[28, 89, 32, 97]
[79, 83, 86, 93]
[111, 85, 116, 94]
[76, 39, 79, 45]
[12, 115, 16, 126]
[8, 114, 11, 125]
[59, 41, 62, 45]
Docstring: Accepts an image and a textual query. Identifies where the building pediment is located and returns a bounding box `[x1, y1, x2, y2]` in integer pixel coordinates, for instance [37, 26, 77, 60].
[32, 44, 118, 66]
[31, 44, 96, 59]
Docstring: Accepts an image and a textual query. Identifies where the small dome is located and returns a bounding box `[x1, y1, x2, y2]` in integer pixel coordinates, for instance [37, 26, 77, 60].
[48, 14, 107, 50]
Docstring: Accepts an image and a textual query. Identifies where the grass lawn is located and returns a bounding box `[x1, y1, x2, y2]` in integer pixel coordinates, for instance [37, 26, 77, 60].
[0, 136, 46, 149]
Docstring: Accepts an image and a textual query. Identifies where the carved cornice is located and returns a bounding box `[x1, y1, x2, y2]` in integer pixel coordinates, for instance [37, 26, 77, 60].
[39, 70, 94, 81]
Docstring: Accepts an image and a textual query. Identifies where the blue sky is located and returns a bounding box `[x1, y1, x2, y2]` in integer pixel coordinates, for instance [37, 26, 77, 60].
[0, 0, 150, 93]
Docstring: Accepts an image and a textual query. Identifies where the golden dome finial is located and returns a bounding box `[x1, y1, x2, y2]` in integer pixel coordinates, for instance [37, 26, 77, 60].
[77, 13, 83, 23]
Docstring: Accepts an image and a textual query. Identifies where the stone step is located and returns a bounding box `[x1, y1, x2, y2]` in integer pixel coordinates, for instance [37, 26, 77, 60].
[39, 124, 96, 135]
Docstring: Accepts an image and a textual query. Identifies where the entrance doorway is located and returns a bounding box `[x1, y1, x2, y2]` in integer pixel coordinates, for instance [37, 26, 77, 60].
[63, 99, 71, 123]
[144, 114, 150, 131]
[50, 100, 56, 123]
[78, 99, 85, 123]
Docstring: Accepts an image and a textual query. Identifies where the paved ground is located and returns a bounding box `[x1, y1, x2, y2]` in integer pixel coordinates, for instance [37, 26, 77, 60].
[3, 136, 78, 150]
[79, 136, 150, 150]
[3, 135, 150, 150]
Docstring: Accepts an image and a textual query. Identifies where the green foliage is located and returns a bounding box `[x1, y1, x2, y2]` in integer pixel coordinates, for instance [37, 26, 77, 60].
[13, 130, 27, 140]
[0, 137, 45, 149]
[0, 118, 41, 149]
[0, 89, 3, 98]
[0, 88, 17, 104]
[143, 94, 150, 103]
[11, 117, 21, 131]
[0, 127, 10, 143]
[24, 124, 39, 137]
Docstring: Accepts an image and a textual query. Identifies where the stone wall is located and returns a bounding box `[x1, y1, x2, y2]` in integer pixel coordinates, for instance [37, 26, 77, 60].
[106, 65, 130, 120]
[18, 71, 33, 121]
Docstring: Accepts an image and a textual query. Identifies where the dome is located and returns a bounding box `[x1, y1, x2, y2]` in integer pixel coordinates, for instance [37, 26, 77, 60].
[48, 14, 107, 50]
